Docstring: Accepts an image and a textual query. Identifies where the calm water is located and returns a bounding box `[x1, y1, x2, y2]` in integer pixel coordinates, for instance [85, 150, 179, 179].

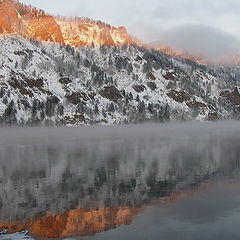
[0, 122, 240, 239]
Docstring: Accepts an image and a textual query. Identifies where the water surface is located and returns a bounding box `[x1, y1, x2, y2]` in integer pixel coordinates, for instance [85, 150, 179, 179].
[0, 122, 240, 239]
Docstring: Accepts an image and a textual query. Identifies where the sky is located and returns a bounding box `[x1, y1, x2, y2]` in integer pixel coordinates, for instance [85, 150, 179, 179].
[20, 0, 240, 59]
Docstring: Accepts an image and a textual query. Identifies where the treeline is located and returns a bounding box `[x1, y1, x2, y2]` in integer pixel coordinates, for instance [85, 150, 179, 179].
[0, 37, 239, 126]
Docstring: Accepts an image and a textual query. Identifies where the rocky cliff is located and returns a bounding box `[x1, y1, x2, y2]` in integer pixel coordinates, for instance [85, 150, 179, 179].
[0, 0, 135, 47]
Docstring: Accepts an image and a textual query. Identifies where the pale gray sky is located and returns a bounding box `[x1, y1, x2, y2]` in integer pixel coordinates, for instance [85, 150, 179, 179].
[20, 0, 240, 58]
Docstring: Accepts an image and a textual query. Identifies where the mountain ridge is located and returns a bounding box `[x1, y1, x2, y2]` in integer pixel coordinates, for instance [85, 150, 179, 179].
[0, 0, 239, 64]
[0, 35, 239, 126]
[0, 1, 239, 125]
[0, 0, 136, 47]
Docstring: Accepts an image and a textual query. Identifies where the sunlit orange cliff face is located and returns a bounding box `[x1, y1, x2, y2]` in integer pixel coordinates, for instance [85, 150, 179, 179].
[0, 0, 135, 47]
[1, 0, 239, 64]
[156, 45, 207, 64]
[0, 0, 26, 35]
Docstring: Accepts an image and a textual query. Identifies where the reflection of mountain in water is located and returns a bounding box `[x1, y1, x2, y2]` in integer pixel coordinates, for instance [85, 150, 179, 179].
[0, 206, 143, 238]
[0, 123, 240, 238]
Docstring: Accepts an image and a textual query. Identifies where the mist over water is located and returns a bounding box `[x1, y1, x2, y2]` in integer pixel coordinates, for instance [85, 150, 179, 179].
[0, 121, 240, 239]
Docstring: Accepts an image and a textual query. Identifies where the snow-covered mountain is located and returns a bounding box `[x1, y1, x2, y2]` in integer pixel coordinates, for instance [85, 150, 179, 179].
[0, 0, 239, 125]
[0, 35, 239, 125]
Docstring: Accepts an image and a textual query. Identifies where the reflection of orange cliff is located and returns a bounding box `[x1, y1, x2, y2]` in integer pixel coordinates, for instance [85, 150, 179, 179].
[0, 206, 143, 239]
[0, 181, 220, 239]
[0, 184, 208, 239]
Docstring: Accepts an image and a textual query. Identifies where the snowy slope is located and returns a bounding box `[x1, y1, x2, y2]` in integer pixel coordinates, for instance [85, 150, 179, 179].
[0, 36, 239, 125]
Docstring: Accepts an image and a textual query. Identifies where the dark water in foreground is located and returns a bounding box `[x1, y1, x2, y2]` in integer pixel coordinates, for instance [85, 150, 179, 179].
[0, 122, 240, 239]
